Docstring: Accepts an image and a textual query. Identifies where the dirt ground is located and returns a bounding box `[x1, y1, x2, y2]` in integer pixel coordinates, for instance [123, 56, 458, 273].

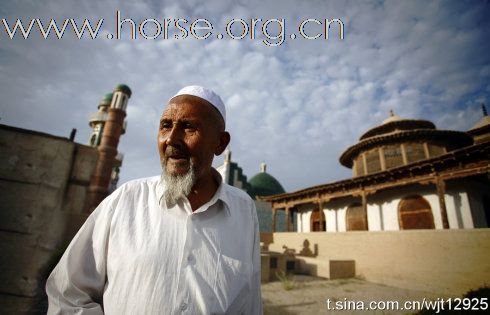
[261, 275, 450, 315]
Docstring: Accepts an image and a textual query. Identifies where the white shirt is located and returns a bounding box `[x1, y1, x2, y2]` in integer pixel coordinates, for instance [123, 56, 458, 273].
[46, 175, 263, 315]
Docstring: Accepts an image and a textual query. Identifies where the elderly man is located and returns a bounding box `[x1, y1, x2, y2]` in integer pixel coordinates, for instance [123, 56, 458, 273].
[46, 86, 263, 314]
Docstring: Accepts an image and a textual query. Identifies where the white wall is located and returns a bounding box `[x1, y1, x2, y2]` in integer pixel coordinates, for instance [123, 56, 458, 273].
[445, 188, 474, 229]
[367, 202, 382, 231]
[297, 211, 312, 232]
[325, 209, 337, 232]
[292, 182, 483, 233]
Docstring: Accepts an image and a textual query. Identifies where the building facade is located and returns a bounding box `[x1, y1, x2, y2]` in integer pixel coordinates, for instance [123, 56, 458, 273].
[263, 109, 490, 233]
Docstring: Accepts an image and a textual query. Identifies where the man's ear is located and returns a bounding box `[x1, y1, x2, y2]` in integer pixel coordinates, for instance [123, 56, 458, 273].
[215, 131, 231, 155]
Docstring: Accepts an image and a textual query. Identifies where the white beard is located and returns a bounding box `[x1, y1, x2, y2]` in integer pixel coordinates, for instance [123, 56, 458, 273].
[160, 161, 196, 206]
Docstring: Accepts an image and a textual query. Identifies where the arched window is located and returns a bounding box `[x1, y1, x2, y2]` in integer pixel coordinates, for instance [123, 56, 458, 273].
[398, 195, 435, 229]
[346, 203, 368, 231]
[121, 95, 128, 110]
[310, 208, 325, 231]
[89, 134, 97, 147]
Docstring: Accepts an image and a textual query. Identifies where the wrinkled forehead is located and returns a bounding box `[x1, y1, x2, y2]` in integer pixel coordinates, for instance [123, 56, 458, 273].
[163, 95, 209, 114]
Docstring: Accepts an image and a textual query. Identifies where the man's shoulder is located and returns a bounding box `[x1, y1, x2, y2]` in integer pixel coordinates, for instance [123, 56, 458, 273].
[221, 183, 254, 205]
[112, 175, 160, 196]
[119, 175, 160, 188]
[97, 176, 160, 211]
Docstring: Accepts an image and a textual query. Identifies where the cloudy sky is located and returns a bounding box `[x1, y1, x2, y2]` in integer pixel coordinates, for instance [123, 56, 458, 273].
[1, 0, 489, 192]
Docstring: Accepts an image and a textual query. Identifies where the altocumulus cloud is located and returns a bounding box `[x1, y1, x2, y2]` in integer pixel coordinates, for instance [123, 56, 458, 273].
[0, 0, 489, 191]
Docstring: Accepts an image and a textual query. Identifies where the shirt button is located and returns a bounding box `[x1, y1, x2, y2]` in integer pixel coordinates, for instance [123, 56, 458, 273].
[180, 302, 188, 311]
[187, 254, 194, 263]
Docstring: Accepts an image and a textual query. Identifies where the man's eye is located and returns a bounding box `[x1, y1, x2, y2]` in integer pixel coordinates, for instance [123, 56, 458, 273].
[183, 123, 195, 130]
[160, 122, 172, 129]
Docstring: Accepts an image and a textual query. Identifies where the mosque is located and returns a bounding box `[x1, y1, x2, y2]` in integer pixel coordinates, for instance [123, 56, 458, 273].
[261, 107, 490, 233]
[218, 106, 489, 233]
[217, 107, 490, 291]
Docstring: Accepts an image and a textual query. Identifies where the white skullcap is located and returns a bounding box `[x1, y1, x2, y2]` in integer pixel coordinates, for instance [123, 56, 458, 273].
[169, 85, 226, 123]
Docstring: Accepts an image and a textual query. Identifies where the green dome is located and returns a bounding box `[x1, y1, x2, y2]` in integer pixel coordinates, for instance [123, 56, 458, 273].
[248, 172, 285, 198]
[102, 93, 113, 102]
[114, 84, 132, 97]
[99, 93, 113, 106]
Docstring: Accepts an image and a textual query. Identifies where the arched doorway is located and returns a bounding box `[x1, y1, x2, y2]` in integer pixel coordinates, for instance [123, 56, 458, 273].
[346, 203, 368, 231]
[310, 208, 325, 231]
[398, 195, 435, 229]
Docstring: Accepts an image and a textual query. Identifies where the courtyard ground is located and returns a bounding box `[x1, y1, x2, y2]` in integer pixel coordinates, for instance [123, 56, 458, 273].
[261, 275, 451, 315]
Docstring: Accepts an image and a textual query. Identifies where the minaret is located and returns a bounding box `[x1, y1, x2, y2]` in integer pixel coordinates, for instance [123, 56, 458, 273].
[88, 93, 112, 147]
[220, 149, 232, 183]
[260, 161, 267, 173]
[224, 149, 231, 163]
[85, 84, 131, 212]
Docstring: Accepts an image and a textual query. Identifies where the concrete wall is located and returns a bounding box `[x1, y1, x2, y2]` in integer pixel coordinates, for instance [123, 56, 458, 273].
[269, 229, 490, 296]
[0, 125, 98, 313]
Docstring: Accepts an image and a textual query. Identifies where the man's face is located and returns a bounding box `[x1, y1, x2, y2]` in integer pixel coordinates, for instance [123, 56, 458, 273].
[157, 97, 223, 178]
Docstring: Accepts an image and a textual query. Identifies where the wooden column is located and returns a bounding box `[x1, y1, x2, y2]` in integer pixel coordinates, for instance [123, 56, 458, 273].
[318, 200, 324, 231]
[400, 143, 408, 165]
[361, 190, 368, 229]
[423, 142, 430, 159]
[290, 207, 296, 232]
[379, 147, 386, 171]
[271, 207, 277, 232]
[362, 153, 368, 175]
[285, 207, 290, 232]
[436, 178, 449, 229]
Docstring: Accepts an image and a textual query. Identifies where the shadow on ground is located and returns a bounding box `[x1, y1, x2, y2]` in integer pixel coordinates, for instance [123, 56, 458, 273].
[264, 299, 316, 315]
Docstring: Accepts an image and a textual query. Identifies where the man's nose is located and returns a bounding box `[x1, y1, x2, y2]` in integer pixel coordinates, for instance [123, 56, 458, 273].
[166, 125, 182, 146]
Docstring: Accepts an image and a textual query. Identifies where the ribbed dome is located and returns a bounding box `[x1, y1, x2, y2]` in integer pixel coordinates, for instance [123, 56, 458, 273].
[382, 111, 404, 124]
[340, 112, 473, 170]
[248, 164, 285, 198]
[360, 111, 435, 140]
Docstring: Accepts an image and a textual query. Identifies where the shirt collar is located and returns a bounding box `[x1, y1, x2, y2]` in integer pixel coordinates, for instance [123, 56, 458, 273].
[157, 168, 231, 213]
